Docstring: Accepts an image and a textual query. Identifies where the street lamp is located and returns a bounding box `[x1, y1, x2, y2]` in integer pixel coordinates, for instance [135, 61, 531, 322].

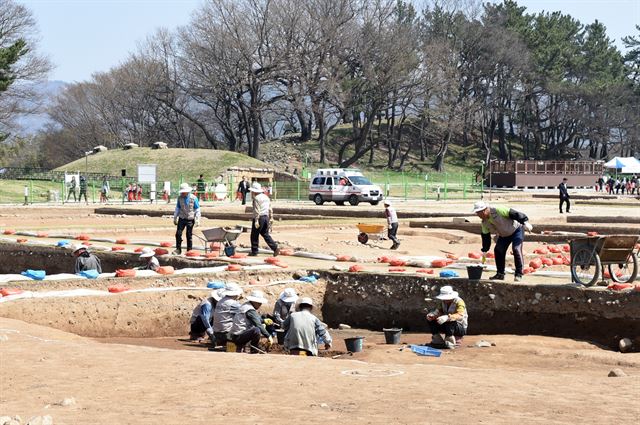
[479, 161, 484, 200]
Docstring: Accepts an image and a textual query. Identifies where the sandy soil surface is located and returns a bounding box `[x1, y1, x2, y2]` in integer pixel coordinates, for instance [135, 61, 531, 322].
[1, 318, 638, 424]
[1, 198, 639, 423]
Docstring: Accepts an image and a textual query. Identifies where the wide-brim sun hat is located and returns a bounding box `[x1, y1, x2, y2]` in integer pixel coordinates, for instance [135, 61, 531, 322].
[179, 183, 193, 193]
[224, 282, 243, 297]
[246, 290, 268, 305]
[211, 289, 225, 301]
[279, 288, 298, 303]
[139, 247, 155, 258]
[436, 285, 458, 300]
[383, 200, 391, 206]
[249, 182, 263, 193]
[298, 297, 314, 307]
[472, 201, 488, 213]
[72, 244, 86, 254]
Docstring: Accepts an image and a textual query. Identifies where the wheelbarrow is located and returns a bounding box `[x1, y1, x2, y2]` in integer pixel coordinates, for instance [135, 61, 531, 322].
[356, 223, 386, 244]
[195, 226, 243, 256]
[570, 235, 639, 286]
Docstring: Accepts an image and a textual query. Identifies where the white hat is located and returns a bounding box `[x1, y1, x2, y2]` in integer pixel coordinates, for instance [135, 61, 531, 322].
[436, 285, 458, 301]
[298, 297, 314, 307]
[223, 282, 243, 297]
[472, 201, 488, 213]
[249, 182, 263, 193]
[179, 183, 192, 194]
[383, 200, 391, 206]
[72, 244, 87, 254]
[210, 289, 225, 301]
[139, 247, 155, 258]
[279, 288, 298, 303]
[246, 289, 268, 305]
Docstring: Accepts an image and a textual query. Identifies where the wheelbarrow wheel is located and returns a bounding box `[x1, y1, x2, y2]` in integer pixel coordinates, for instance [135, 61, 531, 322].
[608, 252, 638, 284]
[357, 232, 369, 244]
[570, 248, 601, 287]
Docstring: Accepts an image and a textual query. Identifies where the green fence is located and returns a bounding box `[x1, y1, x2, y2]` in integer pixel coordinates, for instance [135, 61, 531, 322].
[0, 171, 481, 204]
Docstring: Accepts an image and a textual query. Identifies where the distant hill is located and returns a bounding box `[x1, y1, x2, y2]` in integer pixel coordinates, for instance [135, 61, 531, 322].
[54, 147, 272, 182]
[14, 80, 67, 135]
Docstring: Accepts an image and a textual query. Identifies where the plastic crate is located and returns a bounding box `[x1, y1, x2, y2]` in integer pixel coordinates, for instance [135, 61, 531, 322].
[410, 344, 442, 357]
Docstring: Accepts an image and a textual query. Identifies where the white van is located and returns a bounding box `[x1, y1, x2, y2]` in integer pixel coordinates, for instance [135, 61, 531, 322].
[308, 168, 384, 206]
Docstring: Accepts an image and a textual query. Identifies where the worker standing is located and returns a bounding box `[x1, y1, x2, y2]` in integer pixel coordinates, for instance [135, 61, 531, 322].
[78, 175, 88, 204]
[472, 201, 532, 282]
[172, 183, 201, 255]
[67, 176, 77, 202]
[196, 174, 206, 201]
[283, 297, 332, 356]
[249, 182, 278, 257]
[558, 177, 570, 214]
[384, 200, 400, 250]
[237, 176, 250, 205]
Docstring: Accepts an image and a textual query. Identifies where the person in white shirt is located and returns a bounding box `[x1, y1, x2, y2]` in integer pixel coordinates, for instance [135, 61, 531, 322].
[249, 182, 278, 256]
[137, 247, 160, 271]
[384, 200, 400, 250]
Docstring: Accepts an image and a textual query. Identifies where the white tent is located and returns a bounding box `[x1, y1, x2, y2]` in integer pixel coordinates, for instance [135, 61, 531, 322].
[603, 157, 640, 174]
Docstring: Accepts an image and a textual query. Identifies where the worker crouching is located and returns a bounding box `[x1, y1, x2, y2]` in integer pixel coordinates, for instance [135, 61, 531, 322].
[427, 286, 468, 349]
[283, 297, 332, 356]
[189, 289, 224, 343]
[229, 290, 273, 353]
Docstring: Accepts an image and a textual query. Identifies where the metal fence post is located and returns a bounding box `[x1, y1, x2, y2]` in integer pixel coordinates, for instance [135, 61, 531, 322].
[29, 180, 33, 204]
[121, 177, 125, 204]
[296, 179, 300, 201]
[444, 173, 448, 200]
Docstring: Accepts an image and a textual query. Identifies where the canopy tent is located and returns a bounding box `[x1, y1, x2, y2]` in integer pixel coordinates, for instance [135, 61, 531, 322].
[603, 157, 640, 174]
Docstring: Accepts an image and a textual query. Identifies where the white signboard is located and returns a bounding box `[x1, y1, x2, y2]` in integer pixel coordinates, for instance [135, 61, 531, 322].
[64, 172, 79, 184]
[137, 164, 157, 184]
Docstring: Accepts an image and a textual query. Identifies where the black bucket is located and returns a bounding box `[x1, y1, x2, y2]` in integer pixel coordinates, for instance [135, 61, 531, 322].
[466, 265, 484, 280]
[383, 328, 402, 344]
[344, 336, 365, 353]
[275, 329, 285, 345]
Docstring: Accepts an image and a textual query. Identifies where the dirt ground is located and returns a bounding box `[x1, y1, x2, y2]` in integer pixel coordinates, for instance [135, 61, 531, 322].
[1, 197, 639, 423]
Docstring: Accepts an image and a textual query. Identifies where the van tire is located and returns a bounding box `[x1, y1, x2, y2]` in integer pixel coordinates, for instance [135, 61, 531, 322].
[313, 194, 324, 205]
[370, 201, 379, 206]
[348, 195, 360, 206]
[335, 201, 345, 206]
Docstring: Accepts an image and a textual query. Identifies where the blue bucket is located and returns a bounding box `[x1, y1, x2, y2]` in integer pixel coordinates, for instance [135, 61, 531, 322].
[410, 344, 441, 357]
[344, 336, 365, 353]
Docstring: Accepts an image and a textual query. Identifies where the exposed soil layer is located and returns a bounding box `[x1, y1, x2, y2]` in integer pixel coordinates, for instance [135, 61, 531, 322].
[409, 220, 640, 235]
[567, 215, 640, 224]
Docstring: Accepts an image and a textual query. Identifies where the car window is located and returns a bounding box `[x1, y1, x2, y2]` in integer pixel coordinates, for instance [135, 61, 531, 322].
[326, 177, 333, 186]
[312, 177, 325, 185]
[348, 176, 372, 185]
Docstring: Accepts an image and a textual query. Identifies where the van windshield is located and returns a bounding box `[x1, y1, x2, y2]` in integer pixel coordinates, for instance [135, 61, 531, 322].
[348, 176, 372, 185]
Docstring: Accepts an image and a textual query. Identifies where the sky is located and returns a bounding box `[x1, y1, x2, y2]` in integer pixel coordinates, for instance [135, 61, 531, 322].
[20, 0, 640, 83]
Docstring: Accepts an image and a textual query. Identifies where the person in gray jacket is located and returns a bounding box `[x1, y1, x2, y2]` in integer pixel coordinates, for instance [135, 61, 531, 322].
[190, 289, 224, 342]
[212, 282, 243, 346]
[229, 290, 273, 353]
[72, 244, 102, 274]
[283, 297, 332, 356]
[273, 288, 298, 326]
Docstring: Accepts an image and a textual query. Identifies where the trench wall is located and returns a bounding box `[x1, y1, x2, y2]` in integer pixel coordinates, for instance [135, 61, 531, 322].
[320, 271, 640, 345]
[0, 242, 226, 274]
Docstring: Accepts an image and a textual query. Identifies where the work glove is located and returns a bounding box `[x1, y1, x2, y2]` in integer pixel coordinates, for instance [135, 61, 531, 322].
[481, 253, 487, 264]
[263, 318, 273, 326]
[254, 220, 260, 229]
[524, 222, 533, 232]
[266, 336, 274, 349]
[195, 218, 200, 228]
[436, 315, 449, 325]
[173, 217, 179, 226]
[324, 342, 332, 350]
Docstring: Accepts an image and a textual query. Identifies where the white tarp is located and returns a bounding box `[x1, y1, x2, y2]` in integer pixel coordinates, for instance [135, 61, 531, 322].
[603, 157, 640, 174]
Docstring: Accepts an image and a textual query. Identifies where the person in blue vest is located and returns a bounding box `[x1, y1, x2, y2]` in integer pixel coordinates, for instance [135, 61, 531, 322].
[472, 201, 533, 282]
[172, 183, 201, 255]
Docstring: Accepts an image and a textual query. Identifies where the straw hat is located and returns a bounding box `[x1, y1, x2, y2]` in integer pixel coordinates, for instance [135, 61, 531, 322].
[139, 247, 155, 258]
[472, 201, 488, 213]
[249, 182, 263, 193]
[179, 183, 193, 194]
[436, 285, 458, 301]
[223, 282, 243, 297]
[279, 288, 298, 303]
[246, 289, 268, 305]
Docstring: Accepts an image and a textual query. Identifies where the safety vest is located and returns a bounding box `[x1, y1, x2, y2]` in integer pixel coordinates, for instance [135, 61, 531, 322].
[483, 207, 520, 237]
[178, 194, 197, 220]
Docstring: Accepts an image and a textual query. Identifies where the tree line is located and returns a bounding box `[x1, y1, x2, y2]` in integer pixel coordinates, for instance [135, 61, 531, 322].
[7, 0, 640, 171]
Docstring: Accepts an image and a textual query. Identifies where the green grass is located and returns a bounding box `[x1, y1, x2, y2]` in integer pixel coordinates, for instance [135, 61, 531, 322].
[55, 148, 269, 182]
[0, 180, 63, 203]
